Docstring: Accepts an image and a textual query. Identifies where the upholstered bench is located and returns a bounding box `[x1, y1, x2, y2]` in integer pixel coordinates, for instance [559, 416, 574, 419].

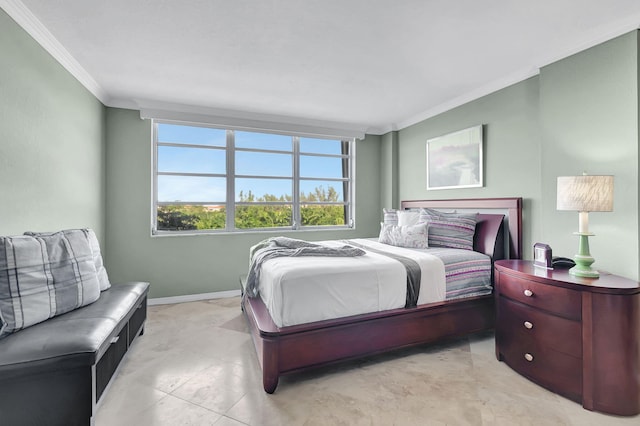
[0, 281, 149, 426]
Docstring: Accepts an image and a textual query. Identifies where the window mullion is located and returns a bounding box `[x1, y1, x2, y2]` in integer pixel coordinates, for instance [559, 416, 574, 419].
[348, 139, 355, 227]
[293, 136, 300, 229]
[152, 122, 159, 234]
[226, 130, 235, 231]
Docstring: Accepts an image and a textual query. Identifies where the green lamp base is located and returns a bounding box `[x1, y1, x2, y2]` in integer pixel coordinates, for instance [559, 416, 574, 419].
[569, 233, 599, 278]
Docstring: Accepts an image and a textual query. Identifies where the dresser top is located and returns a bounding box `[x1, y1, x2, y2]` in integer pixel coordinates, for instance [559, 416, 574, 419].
[495, 259, 640, 294]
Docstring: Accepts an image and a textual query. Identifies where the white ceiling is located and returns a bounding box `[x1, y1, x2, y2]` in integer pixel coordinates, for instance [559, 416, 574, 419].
[5, 0, 640, 135]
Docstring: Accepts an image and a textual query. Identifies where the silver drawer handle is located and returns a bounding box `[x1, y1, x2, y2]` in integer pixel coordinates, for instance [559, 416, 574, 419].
[524, 321, 533, 329]
[524, 353, 534, 362]
[524, 289, 533, 297]
[111, 336, 120, 344]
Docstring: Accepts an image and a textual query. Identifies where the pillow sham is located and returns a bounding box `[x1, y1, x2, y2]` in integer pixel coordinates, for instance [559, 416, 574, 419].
[0, 231, 101, 338]
[418, 208, 478, 251]
[378, 223, 429, 249]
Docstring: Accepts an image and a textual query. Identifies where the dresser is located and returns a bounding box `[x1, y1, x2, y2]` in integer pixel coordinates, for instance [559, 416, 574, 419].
[494, 260, 640, 416]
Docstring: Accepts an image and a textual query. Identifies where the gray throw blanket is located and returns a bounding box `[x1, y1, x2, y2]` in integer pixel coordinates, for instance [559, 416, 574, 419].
[245, 237, 366, 298]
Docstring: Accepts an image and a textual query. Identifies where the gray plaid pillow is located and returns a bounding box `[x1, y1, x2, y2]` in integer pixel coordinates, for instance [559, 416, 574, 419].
[25, 228, 110, 291]
[0, 231, 101, 338]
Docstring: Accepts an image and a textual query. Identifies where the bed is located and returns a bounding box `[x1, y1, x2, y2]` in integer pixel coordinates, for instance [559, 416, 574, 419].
[242, 197, 523, 393]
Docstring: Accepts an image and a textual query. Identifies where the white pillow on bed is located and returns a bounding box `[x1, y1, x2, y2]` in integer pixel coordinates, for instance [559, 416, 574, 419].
[382, 209, 420, 227]
[397, 210, 420, 226]
[378, 223, 429, 249]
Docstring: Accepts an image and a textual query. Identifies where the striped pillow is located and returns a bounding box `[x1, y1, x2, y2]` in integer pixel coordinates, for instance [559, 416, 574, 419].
[383, 208, 398, 226]
[0, 231, 101, 339]
[419, 208, 478, 250]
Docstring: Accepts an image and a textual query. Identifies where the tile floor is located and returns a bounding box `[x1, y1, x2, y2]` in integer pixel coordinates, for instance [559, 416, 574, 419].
[96, 297, 639, 425]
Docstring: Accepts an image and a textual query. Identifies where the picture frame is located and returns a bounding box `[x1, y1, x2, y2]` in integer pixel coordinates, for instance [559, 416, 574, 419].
[426, 125, 483, 190]
[533, 242, 553, 269]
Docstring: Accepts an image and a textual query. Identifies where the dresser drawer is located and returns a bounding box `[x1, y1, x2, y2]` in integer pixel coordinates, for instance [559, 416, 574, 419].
[497, 273, 581, 320]
[500, 335, 582, 402]
[498, 297, 581, 358]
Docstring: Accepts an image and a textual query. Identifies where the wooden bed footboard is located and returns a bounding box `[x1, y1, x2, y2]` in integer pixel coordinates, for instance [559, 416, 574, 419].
[243, 293, 494, 393]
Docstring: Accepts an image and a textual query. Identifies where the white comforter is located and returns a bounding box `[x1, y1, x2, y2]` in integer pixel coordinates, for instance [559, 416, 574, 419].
[257, 238, 446, 327]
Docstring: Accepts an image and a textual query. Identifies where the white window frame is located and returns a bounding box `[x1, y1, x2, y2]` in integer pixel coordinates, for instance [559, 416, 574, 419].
[152, 120, 355, 235]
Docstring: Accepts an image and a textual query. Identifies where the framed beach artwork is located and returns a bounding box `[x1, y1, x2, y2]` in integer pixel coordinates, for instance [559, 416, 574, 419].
[426, 125, 483, 190]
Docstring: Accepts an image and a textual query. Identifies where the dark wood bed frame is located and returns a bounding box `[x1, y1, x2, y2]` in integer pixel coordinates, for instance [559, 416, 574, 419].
[242, 197, 523, 393]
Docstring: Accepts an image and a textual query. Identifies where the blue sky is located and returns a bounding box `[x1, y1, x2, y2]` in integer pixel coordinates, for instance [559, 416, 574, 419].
[157, 124, 346, 203]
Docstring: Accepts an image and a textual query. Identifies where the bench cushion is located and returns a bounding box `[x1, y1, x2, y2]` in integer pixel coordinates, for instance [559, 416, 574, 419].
[0, 282, 149, 375]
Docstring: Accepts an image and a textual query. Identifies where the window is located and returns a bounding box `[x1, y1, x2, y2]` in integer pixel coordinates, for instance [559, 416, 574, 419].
[153, 122, 354, 234]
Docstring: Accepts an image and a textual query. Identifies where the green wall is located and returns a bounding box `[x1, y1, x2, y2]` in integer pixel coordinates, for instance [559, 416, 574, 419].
[0, 10, 106, 240]
[397, 77, 543, 260]
[380, 131, 399, 209]
[391, 31, 639, 280]
[539, 31, 639, 280]
[105, 108, 382, 298]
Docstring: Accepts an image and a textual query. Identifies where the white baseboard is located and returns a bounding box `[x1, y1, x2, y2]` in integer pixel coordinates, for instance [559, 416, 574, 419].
[148, 289, 241, 306]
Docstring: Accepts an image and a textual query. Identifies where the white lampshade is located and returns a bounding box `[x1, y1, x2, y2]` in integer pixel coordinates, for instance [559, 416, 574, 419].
[557, 175, 614, 212]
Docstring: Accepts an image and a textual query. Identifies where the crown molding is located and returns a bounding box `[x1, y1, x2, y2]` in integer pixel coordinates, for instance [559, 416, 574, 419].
[394, 19, 640, 133]
[533, 14, 640, 71]
[0, 0, 108, 103]
[363, 125, 393, 136]
[394, 67, 541, 132]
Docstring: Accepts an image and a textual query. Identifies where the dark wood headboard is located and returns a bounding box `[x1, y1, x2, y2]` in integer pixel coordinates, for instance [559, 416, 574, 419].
[400, 197, 523, 260]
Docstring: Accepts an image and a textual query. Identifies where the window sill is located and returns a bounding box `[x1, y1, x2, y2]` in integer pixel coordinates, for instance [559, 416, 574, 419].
[151, 225, 355, 238]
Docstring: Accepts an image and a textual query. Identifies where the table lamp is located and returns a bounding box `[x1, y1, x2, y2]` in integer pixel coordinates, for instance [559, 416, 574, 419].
[557, 174, 614, 278]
